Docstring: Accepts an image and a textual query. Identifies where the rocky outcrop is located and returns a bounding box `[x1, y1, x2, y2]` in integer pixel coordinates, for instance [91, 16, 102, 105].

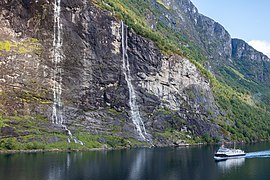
[151, 0, 270, 112]
[151, 0, 270, 87]
[139, 56, 213, 111]
[138, 55, 220, 138]
[232, 38, 270, 84]
[0, 6, 49, 116]
[232, 39, 270, 62]
[150, 0, 232, 66]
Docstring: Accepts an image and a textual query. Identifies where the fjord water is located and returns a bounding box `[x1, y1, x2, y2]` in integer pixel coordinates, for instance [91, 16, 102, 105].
[1, 143, 270, 180]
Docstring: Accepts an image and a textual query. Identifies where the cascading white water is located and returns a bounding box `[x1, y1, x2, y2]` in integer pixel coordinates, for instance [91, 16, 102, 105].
[52, 0, 83, 145]
[52, 0, 63, 125]
[121, 21, 150, 142]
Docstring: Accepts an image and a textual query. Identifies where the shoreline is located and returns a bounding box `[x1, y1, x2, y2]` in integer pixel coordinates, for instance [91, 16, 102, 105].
[2, 141, 264, 154]
[0, 147, 112, 154]
[0, 143, 205, 154]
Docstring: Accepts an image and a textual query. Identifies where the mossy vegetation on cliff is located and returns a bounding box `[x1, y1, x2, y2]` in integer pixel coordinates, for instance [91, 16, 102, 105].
[0, 115, 150, 151]
[93, 0, 205, 62]
[0, 38, 41, 55]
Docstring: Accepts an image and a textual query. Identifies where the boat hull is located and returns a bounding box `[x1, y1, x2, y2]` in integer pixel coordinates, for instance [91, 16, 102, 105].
[214, 153, 246, 160]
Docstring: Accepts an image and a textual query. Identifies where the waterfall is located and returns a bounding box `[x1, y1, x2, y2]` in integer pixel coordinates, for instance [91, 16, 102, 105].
[121, 21, 151, 142]
[51, 0, 83, 145]
[52, 0, 63, 125]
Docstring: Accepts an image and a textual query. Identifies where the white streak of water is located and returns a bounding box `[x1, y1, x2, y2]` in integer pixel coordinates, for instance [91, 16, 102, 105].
[245, 150, 270, 158]
[52, 0, 63, 125]
[52, 0, 83, 145]
[121, 21, 151, 142]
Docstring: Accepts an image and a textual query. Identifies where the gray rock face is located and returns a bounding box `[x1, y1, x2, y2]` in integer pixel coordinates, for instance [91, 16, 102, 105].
[151, 0, 232, 66]
[0, 0, 225, 145]
[138, 54, 220, 137]
[232, 38, 270, 83]
[232, 39, 270, 62]
[0, 2, 50, 116]
[152, 0, 270, 85]
[139, 55, 214, 111]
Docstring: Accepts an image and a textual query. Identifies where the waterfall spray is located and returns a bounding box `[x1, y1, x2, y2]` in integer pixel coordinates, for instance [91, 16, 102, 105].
[51, 0, 83, 145]
[52, 0, 63, 125]
[121, 21, 151, 143]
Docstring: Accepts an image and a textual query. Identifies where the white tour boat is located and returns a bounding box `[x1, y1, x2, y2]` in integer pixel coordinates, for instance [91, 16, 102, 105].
[214, 144, 246, 160]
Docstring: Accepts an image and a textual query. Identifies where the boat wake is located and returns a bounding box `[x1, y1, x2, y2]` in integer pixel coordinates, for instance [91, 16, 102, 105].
[245, 150, 270, 159]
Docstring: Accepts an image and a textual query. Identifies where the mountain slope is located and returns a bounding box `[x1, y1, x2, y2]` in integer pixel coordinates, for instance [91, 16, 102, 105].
[1, 0, 270, 150]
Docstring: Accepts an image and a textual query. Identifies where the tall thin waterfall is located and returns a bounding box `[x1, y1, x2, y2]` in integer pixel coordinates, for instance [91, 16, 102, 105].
[51, 0, 83, 145]
[121, 21, 150, 142]
[52, 0, 63, 125]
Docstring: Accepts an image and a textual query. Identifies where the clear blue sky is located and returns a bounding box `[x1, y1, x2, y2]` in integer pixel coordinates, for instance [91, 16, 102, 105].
[191, 0, 270, 57]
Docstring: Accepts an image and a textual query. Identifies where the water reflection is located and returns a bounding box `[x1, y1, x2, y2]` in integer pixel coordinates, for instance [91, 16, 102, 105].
[1, 145, 270, 180]
[128, 149, 149, 180]
[216, 158, 245, 173]
[0, 147, 217, 180]
[46, 153, 73, 180]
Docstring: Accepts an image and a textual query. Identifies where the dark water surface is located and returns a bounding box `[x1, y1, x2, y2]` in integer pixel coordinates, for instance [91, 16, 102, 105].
[1, 142, 270, 180]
